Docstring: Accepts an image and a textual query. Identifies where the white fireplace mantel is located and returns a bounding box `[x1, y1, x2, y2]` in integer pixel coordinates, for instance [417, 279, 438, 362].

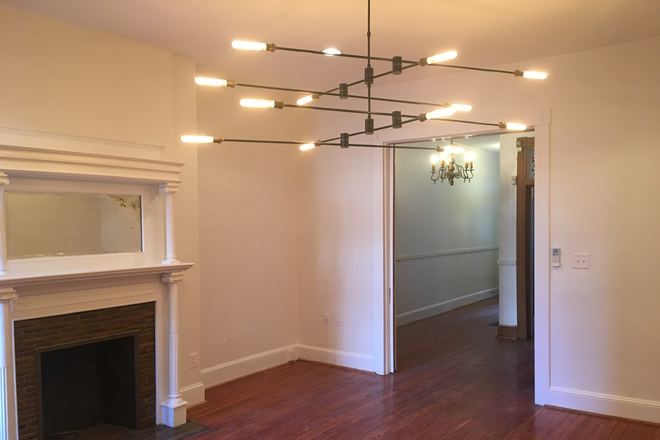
[0, 144, 194, 438]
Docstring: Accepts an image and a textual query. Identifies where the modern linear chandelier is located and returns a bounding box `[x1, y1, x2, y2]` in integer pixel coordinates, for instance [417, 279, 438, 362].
[182, 0, 546, 154]
[430, 140, 474, 186]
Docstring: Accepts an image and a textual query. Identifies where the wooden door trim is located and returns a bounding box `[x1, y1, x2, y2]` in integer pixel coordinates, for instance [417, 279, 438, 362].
[516, 136, 535, 340]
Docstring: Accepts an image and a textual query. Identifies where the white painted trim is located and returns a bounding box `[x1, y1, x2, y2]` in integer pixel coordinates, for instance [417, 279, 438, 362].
[0, 144, 183, 184]
[180, 382, 205, 407]
[396, 288, 499, 326]
[201, 345, 299, 389]
[372, 148, 387, 376]
[533, 112, 551, 406]
[0, 125, 165, 151]
[396, 245, 499, 262]
[548, 386, 660, 424]
[0, 263, 194, 289]
[498, 259, 516, 265]
[383, 148, 395, 375]
[297, 345, 375, 372]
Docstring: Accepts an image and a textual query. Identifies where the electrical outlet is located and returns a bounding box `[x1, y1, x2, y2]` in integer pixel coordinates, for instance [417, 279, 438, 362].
[189, 352, 199, 369]
[336, 315, 343, 327]
[573, 253, 590, 269]
[324, 314, 330, 325]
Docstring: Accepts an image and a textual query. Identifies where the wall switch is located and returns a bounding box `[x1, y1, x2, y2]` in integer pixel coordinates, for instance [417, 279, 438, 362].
[573, 253, 590, 269]
[551, 248, 561, 267]
[189, 352, 199, 369]
[336, 315, 343, 327]
[324, 314, 330, 325]
[511, 176, 518, 185]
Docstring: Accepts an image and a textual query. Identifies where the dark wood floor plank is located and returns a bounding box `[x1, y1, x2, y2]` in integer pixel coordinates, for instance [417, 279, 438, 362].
[185, 298, 660, 440]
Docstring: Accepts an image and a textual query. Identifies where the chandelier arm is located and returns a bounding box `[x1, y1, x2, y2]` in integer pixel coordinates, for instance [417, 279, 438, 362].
[429, 118, 502, 128]
[321, 117, 418, 143]
[222, 138, 310, 145]
[282, 103, 416, 118]
[318, 142, 435, 150]
[424, 63, 517, 75]
[276, 46, 413, 64]
[233, 82, 449, 107]
[372, 63, 418, 82]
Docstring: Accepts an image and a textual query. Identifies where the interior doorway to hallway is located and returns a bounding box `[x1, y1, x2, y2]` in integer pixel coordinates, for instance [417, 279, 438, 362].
[389, 131, 535, 368]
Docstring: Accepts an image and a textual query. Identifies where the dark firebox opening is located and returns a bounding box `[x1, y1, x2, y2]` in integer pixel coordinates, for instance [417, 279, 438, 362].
[36, 333, 140, 440]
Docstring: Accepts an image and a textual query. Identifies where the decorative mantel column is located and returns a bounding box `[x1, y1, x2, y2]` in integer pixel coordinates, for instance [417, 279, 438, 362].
[160, 183, 180, 265]
[0, 173, 10, 275]
[160, 272, 187, 427]
[0, 288, 17, 440]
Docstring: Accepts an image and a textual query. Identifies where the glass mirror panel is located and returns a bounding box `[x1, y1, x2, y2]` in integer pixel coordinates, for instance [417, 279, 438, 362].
[6, 192, 142, 259]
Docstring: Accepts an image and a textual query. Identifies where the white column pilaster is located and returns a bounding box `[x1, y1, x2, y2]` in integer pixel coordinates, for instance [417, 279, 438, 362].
[160, 183, 180, 265]
[160, 272, 187, 427]
[0, 173, 10, 275]
[0, 289, 17, 440]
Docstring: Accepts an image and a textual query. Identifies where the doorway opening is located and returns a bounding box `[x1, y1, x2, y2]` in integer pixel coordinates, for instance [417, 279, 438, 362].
[390, 131, 535, 369]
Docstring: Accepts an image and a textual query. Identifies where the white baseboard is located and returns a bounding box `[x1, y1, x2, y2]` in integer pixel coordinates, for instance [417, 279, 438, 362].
[201, 343, 376, 391]
[396, 288, 499, 327]
[180, 382, 205, 407]
[297, 345, 375, 372]
[201, 345, 299, 389]
[548, 386, 660, 424]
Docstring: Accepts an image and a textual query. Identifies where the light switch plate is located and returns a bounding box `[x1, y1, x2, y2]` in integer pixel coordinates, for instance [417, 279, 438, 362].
[573, 253, 589, 269]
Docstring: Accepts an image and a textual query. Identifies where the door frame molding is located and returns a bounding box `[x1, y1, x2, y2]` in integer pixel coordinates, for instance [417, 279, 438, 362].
[380, 109, 551, 406]
[516, 136, 535, 340]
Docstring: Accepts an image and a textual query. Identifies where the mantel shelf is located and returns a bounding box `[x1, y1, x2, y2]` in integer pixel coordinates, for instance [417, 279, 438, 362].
[0, 263, 194, 289]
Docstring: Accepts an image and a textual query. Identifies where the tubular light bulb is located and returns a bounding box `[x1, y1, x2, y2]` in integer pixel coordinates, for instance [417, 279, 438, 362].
[523, 71, 547, 79]
[240, 99, 275, 108]
[431, 154, 438, 165]
[426, 51, 457, 64]
[464, 152, 475, 162]
[300, 142, 316, 151]
[195, 77, 227, 87]
[181, 135, 214, 143]
[506, 123, 527, 131]
[439, 152, 448, 163]
[426, 107, 456, 120]
[232, 40, 267, 51]
[297, 95, 315, 106]
[323, 48, 342, 56]
[451, 104, 472, 112]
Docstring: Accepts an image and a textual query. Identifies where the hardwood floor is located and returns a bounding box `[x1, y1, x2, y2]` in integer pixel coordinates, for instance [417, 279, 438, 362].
[187, 298, 660, 439]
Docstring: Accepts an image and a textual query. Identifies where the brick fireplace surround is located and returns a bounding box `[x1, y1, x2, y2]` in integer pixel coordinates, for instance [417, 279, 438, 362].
[14, 303, 156, 440]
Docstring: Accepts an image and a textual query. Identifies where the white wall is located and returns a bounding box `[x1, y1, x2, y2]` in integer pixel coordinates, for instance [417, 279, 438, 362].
[0, 4, 203, 405]
[394, 142, 500, 326]
[302, 36, 660, 422]
[194, 85, 313, 385]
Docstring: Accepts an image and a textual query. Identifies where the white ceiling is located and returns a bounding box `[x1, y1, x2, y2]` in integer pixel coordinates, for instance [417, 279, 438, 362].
[3, 0, 660, 89]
